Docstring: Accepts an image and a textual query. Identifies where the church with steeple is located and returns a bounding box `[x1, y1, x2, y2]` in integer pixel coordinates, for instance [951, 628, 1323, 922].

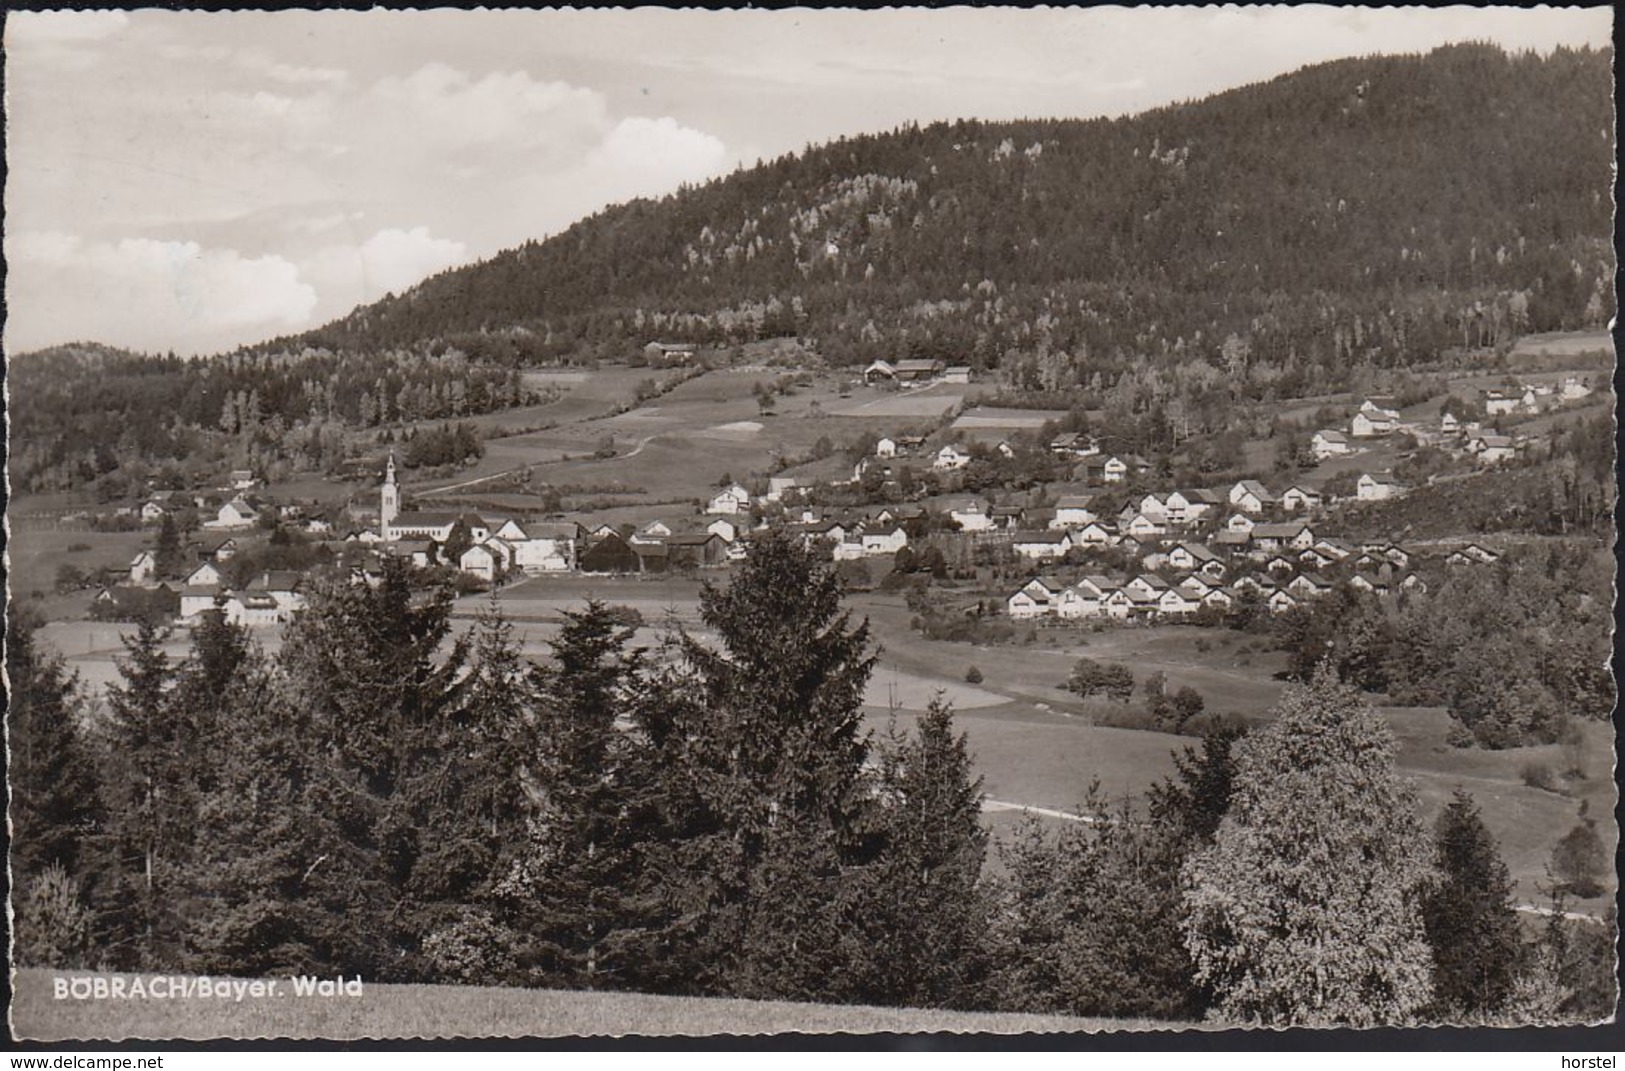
[379, 453, 399, 541]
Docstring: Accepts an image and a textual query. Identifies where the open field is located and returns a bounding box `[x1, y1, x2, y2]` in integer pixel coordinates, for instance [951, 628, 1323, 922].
[8, 523, 148, 598]
[1507, 329, 1614, 360]
[828, 381, 970, 418]
[9, 969, 1132, 1041]
[951, 406, 1069, 430]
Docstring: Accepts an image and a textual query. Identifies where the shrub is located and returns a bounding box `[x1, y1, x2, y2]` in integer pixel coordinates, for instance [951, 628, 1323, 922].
[1519, 761, 1558, 792]
[1067, 657, 1135, 701]
[66, 542, 91, 553]
[15, 864, 94, 969]
[965, 665, 984, 684]
[1551, 819, 1606, 898]
[1194, 637, 1212, 653]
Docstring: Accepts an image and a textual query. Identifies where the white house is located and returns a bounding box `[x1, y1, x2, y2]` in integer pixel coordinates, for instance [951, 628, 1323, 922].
[1012, 530, 1073, 561]
[1007, 576, 1066, 619]
[1483, 390, 1519, 416]
[1158, 588, 1201, 616]
[1226, 512, 1257, 534]
[128, 550, 158, 585]
[184, 561, 222, 588]
[179, 587, 222, 621]
[1123, 513, 1166, 539]
[1561, 376, 1592, 401]
[1311, 429, 1352, 459]
[511, 523, 579, 573]
[949, 502, 994, 532]
[1356, 472, 1404, 501]
[933, 444, 972, 472]
[1229, 480, 1277, 514]
[1474, 434, 1516, 466]
[1051, 495, 1097, 529]
[1267, 589, 1300, 614]
[875, 437, 898, 458]
[941, 366, 973, 384]
[1278, 485, 1324, 514]
[223, 593, 282, 628]
[706, 484, 752, 515]
[1350, 399, 1401, 437]
[1055, 585, 1102, 620]
[1073, 521, 1119, 547]
[706, 518, 740, 544]
[1168, 542, 1220, 573]
[204, 497, 261, 530]
[1439, 411, 1461, 434]
[861, 526, 909, 555]
[1101, 456, 1135, 484]
[459, 543, 502, 583]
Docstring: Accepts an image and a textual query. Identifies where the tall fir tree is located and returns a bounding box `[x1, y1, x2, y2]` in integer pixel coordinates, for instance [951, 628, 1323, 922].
[274, 557, 470, 979]
[645, 531, 881, 1000]
[7, 611, 104, 883]
[860, 696, 991, 1009]
[1182, 664, 1436, 1027]
[1420, 789, 1523, 1021]
[493, 600, 656, 988]
[99, 617, 190, 969]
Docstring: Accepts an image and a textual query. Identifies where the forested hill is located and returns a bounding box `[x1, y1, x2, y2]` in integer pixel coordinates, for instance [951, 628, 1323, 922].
[278, 43, 1611, 380]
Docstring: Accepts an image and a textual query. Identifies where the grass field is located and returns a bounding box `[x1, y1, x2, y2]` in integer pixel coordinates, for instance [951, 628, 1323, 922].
[8, 523, 148, 598]
[9, 969, 1137, 1041]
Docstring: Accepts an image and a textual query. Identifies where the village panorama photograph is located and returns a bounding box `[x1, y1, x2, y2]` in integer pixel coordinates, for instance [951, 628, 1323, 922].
[4, 5, 1618, 1045]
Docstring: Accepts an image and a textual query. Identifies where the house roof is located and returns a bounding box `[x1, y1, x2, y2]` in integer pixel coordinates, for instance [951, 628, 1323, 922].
[391, 510, 463, 529]
[1314, 429, 1349, 443]
[1252, 522, 1311, 539]
[1174, 542, 1219, 562]
[1233, 480, 1276, 500]
[1011, 530, 1070, 545]
[1054, 494, 1096, 509]
[895, 358, 944, 373]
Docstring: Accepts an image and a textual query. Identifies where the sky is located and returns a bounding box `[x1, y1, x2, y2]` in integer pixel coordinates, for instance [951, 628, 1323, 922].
[4, 6, 1613, 357]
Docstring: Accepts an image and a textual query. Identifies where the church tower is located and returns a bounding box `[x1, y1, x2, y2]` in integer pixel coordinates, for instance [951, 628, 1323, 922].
[380, 454, 399, 540]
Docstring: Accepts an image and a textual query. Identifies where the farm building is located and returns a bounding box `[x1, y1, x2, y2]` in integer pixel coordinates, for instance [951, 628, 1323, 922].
[1311, 429, 1352, 458]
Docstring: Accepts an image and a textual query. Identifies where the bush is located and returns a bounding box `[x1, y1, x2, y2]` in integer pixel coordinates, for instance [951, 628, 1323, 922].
[66, 542, 91, 553]
[965, 665, 983, 684]
[15, 864, 94, 969]
[1067, 657, 1135, 701]
[1551, 819, 1606, 898]
[1519, 761, 1558, 792]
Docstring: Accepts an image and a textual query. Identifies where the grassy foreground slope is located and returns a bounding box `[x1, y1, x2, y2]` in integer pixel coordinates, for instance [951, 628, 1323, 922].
[10, 971, 1157, 1041]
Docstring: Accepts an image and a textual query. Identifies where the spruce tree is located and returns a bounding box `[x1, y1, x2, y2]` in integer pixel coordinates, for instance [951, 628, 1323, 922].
[274, 557, 470, 979]
[495, 600, 655, 988]
[647, 530, 880, 1000]
[7, 611, 104, 883]
[861, 695, 990, 1009]
[100, 617, 189, 968]
[1182, 664, 1436, 1027]
[183, 659, 362, 975]
[1421, 789, 1522, 1021]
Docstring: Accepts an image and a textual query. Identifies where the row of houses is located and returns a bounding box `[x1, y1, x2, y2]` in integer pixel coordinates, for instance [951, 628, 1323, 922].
[1004, 539, 1503, 622]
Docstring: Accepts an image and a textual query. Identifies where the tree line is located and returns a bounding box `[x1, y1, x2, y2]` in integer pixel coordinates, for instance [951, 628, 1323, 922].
[9, 535, 1613, 1024]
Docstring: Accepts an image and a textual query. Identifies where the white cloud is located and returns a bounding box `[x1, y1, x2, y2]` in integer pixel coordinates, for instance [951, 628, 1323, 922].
[366, 63, 607, 149]
[301, 226, 471, 324]
[6, 231, 317, 355]
[595, 116, 730, 177]
[357, 227, 469, 295]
